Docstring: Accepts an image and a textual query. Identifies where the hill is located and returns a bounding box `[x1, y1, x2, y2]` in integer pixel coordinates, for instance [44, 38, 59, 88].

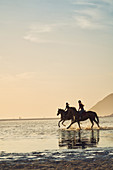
[90, 93, 113, 116]
[103, 113, 113, 117]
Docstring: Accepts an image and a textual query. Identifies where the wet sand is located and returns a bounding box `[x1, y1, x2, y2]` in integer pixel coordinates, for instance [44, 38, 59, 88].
[0, 158, 113, 170]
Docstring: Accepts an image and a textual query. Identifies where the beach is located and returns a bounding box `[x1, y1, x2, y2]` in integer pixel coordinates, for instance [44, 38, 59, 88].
[0, 148, 113, 169]
[0, 118, 113, 169]
[0, 158, 113, 170]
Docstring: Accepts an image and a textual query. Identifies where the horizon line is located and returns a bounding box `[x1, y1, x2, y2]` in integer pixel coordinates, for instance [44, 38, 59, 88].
[0, 117, 59, 121]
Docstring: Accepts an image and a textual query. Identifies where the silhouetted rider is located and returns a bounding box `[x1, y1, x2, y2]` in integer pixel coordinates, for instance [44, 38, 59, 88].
[65, 102, 70, 111]
[78, 100, 85, 119]
[65, 102, 70, 116]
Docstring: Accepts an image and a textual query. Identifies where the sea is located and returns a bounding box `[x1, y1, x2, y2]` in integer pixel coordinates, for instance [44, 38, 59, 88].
[0, 117, 113, 161]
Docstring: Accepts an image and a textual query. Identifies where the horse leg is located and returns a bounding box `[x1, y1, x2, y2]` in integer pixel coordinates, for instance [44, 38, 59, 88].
[67, 121, 75, 129]
[90, 119, 94, 129]
[58, 119, 62, 127]
[62, 120, 66, 126]
[78, 121, 81, 129]
[94, 119, 100, 128]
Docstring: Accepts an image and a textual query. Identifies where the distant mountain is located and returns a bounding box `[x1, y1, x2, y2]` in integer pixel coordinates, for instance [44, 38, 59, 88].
[103, 113, 113, 117]
[90, 93, 113, 116]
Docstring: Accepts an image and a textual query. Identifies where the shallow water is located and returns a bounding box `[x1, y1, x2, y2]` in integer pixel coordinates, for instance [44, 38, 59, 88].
[0, 117, 113, 161]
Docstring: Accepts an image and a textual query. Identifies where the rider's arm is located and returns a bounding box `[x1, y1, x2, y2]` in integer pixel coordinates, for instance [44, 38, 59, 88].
[78, 104, 80, 111]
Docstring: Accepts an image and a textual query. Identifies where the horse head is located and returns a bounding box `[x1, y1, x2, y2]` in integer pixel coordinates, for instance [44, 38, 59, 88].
[57, 108, 64, 116]
[57, 109, 60, 116]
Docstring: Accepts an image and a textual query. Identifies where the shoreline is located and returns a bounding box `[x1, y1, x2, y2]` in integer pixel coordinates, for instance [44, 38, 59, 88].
[0, 115, 112, 122]
[0, 118, 59, 122]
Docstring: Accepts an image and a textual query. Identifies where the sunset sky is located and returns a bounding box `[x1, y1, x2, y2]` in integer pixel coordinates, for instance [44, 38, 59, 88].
[0, 0, 113, 118]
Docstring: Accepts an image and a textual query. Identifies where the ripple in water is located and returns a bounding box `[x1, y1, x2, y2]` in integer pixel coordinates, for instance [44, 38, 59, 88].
[0, 117, 113, 160]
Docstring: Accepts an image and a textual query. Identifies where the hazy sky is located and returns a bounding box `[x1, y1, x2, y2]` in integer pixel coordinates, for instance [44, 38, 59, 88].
[0, 0, 113, 118]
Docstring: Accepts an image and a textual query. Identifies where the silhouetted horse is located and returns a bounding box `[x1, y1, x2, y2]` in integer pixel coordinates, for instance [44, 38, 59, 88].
[57, 108, 75, 127]
[57, 107, 100, 129]
[67, 107, 100, 129]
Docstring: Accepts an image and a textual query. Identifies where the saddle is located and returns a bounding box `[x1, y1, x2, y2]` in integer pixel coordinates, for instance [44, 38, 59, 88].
[79, 111, 86, 120]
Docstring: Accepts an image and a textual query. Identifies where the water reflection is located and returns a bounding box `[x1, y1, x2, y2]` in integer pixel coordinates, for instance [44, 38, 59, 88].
[58, 129, 99, 149]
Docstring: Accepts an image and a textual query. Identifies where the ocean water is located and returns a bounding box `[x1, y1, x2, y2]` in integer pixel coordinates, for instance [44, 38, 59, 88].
[0, 117, 113, 161]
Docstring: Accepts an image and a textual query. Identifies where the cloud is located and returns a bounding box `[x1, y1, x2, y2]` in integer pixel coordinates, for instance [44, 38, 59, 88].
[24, 34, 53, 43]
[74, 15, 96, 29]
[23, 23, 57, 43]
[73, 9, 102, 29]
[72, 0, 113, 29]
[16, 72, 36, 79]
[23, 0, 113, 44]
[23, 23, 69, 44]
[72, 1, 97, 6]
[29, 24, 52, 33]
[0, 72, 37, 81]
[102, 0, 113, 5]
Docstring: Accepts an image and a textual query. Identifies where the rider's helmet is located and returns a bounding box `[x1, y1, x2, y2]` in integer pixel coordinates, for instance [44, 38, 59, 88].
[66, 102, 69, 106]
[78, 100, 81, 103]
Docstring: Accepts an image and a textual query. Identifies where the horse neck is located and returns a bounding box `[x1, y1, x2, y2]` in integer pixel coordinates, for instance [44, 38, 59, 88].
[60, 110, 65, 117]
[69, 107, 78, 115]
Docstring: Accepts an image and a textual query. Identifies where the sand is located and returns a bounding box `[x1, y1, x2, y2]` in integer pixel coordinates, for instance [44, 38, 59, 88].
[0, 158, 113, 170]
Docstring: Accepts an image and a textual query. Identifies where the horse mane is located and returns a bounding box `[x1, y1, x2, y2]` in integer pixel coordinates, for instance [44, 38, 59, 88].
[69, 107, 77, 111]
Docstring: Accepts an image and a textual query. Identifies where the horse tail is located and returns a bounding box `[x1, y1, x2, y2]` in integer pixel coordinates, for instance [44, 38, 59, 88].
[95, 112, 99, 123]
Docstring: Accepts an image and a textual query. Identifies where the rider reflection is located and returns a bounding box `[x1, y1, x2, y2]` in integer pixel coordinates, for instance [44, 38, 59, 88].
[58, 129, 100, 149]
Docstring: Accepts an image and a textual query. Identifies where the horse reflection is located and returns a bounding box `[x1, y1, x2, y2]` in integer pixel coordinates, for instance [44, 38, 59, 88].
[58, 129, 99, 149]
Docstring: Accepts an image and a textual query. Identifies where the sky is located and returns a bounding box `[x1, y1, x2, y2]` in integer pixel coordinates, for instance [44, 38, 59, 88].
[0, 0, 113, 118]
